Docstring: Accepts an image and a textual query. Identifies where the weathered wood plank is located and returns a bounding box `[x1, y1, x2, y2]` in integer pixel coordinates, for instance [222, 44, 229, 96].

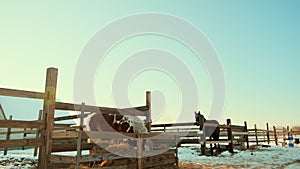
[137, 134, 143, 169]
[51, 131, 88, 139]
[55, 102, 149, 116]
[87, 150, 176, 169]
[0, 88, 45, 99]
[0, 120, 43, 128]
[248, 129, 268, 132]
[53, 124, 78, 131]
[151, 122, 197, 128]
[49, 155, 76, 163]
[232, 131, 249, 135]
[80, 153, 122, 162]
[51, 142, 93, 152]
[143, 158, 176, 168]
[0, 129, 38, 135]
[145, 91, 152, 132]
[49, 149, 176, 168]
[248, 133, 269, 137]
[38, 67, 58, 169]
[0, 104, 7, 120]
[0, 139, 42, 148]
[3, 115, 12, 155]
[99, 164, 136, 169]
[54, 115, 80, 121]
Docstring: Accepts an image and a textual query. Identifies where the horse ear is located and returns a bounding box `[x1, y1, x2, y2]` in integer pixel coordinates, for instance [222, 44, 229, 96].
[198, 111, 201, 115]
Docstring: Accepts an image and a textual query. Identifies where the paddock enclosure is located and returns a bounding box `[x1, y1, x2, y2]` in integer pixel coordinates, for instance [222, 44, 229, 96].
[0, 67, 299, 168]
[0, 68, 178, 169]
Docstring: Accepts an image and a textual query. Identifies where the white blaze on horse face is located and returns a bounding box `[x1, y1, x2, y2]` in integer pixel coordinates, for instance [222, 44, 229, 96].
[112, 114, 117, 124]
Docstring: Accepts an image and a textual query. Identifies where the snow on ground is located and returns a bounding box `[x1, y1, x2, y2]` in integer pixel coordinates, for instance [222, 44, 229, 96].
[178, 144, 300, 169]
[1, 145, 300, 169]
[0, 149, 37, 169]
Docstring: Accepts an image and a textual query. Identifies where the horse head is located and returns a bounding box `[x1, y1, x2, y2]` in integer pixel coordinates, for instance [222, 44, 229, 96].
[194, 111, 206, 130]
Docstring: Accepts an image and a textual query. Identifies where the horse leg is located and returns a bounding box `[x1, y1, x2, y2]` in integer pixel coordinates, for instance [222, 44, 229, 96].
[209, 137, 213, 156]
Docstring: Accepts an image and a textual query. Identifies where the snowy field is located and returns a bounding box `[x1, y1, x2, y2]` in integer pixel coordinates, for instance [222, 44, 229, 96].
[178, 144, 300, 169]
[1, 145, 300, 169]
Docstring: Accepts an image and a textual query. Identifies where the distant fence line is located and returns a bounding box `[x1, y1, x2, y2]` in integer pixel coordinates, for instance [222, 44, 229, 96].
[151, 119, 300, 156]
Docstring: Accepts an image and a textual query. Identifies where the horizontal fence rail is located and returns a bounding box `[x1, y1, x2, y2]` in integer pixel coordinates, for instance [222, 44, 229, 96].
[0, 88, 45, 100]
[55, 102, 149, 116]
[0, 120, 43, 128]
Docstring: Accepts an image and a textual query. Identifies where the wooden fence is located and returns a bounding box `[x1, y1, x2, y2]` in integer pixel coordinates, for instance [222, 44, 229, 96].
[151, 119, 298, 156]
[0, 104, 6, 120]
[0, 67, 178, 169]
[48, 98, 178, 169]
[0, 113, 41, 156]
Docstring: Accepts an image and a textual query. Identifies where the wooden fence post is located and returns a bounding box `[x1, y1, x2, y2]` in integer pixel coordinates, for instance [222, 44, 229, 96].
[227, 119, 233, 153]
[282, 126, 286, 141]
[254, 124, 258, 146]
[34, 110, 43, 157]
[137, 133, 143, 169]
[266, 123, 270, 144]
[146, 91, 151, 132]
[38, 68, 58, 169]
[38, 108, 47, 164]
[76, 103, 85, 169]
[22, 127, 28, 150]
[4, 115, 12, 155]
[273, 126, 278, 146]
[175, 129, 179, 166]
[244, 121, 249, 149]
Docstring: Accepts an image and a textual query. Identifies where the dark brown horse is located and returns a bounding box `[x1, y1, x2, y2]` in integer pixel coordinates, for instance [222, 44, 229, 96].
[88, 113, 134, 133]
[87, 112, 152, 166]
[88, 112, 151, 151]
[195, 111, 220, 141]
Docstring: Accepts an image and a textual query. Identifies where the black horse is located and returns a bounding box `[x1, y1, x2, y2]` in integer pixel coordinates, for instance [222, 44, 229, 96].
[195, 111, 220, 141]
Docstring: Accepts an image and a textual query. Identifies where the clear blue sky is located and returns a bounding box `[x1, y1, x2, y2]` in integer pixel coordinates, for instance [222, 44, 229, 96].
[0, 1, 299, 128]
